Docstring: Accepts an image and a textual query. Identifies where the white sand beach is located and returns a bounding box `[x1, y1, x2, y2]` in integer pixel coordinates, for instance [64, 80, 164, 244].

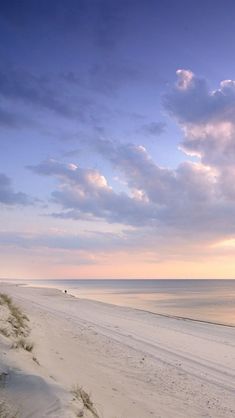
[0, 283, 235, 418]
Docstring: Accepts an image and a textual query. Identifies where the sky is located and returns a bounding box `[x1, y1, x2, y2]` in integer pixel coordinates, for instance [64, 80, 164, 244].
[1, 0, 235, 279]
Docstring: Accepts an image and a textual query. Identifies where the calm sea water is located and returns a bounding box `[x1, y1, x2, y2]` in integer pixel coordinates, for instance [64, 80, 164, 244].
[23, 279, 235, 327]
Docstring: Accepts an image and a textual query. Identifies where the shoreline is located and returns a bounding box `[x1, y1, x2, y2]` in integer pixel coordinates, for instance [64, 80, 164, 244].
[11, 280, 235, 329]
[1, 282, 235, 417]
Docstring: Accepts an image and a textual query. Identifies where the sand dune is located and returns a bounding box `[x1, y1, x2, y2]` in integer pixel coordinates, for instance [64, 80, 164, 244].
[0, 283, 235, 418]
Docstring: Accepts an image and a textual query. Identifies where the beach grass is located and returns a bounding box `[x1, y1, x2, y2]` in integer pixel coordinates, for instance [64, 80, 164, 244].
[0, 293, 33, 352]
[0, 293, 29, 337]
[72, 385, 100, 418]
[12, 338, 34, 352]
[32, 356, 40, 365]
[0, 328, 10, 338]
[0, 294, 12, 306]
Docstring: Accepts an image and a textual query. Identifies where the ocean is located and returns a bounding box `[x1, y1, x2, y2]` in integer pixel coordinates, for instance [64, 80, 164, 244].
[23, 279, 235, 327]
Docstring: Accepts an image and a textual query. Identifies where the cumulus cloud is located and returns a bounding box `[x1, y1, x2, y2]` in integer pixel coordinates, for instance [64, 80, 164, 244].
[27, 145, 235, 240]
[163, 70, 235, 201]
[0, 173, 31, 205]
[163, 70, 209, 124]
[164, 70, 235, 164]
[27, 70, 235, 246]
[28, 159, 154, 226]
[86, 137, 216, 202]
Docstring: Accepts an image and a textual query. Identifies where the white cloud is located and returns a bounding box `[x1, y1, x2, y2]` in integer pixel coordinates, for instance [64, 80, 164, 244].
[176, 69, 194, 90]
[26, 70, 235, 249]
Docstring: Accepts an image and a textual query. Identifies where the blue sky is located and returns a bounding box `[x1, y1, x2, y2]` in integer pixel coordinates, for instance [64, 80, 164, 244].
[1, 0, 235, 279]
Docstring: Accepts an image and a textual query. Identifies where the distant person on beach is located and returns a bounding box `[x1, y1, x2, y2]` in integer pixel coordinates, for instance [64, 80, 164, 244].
[64, 290, 67, 294]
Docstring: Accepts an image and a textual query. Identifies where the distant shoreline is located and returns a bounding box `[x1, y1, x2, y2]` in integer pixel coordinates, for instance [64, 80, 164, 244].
[2, 278, 235, 328]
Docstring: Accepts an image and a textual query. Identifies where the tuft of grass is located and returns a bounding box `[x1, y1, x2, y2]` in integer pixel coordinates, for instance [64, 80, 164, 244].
[0, 294, 12, 306]
[12, 338, 34, 352]
[0, 328, 10, 338]
[72, 386, 100, 418]
[32, 356, 40, 365]
[7, 307, 29, 337]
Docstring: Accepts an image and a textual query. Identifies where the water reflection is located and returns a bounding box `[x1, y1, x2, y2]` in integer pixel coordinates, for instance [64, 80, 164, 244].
[26, 279, 235, 326]
[68, 281, 235, 326]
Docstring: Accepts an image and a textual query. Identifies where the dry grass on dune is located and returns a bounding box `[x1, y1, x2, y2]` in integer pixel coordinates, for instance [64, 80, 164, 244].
[72, 385, 100, 418]
[0, 328, 10, 338]
[12, 338, 34, 352]
[0, 293, 29, 337]
[0, 294, 12, 306]
[0, 293, 33, 353]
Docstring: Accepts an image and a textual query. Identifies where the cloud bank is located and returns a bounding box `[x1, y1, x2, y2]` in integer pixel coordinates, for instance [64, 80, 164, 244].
[25, 70, 235, 260]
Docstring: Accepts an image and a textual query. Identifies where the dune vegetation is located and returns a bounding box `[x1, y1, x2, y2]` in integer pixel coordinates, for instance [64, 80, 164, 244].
[0, 293, 33, 352]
